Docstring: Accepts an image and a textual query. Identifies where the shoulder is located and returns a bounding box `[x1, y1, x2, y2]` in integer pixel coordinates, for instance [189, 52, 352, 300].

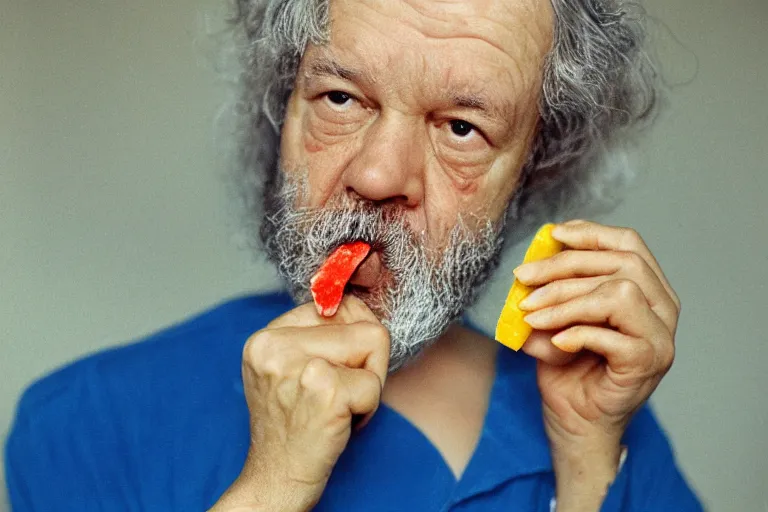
[5, 292, 294, 510]
[7, 292, 294, 451]
[13, 292, 293, 419]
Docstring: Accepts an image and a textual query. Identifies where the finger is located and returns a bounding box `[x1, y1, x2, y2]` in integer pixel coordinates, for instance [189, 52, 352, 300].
[552, 221, 680, 310]
[555, 220, 663, 275]
[515, 250, 663, 295]
[268, 295, 379, 329]
[245, 321, 391, 388]
[518, 267, 677, 333]
[523, 279, 669, 340]
[334, 365, 382, 420]
[297, 357, 340, 415]
[298, 361, 382, 432]
[550, 325, 673, 378]
[521, 329, 579, 366]
[519, 275, 609, 311]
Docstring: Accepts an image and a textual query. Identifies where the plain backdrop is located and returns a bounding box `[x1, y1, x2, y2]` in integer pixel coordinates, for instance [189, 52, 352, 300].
[1, 0, 766, 510]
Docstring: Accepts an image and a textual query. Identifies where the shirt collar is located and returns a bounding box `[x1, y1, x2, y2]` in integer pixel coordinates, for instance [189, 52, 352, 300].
[451, 320, 553, 502]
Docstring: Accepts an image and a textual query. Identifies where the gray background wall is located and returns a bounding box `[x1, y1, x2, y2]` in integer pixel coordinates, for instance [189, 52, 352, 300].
[1, 0, 765, 510]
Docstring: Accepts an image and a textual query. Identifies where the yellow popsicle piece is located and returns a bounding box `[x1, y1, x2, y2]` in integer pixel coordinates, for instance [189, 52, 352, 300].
[495, 223, 564, 351]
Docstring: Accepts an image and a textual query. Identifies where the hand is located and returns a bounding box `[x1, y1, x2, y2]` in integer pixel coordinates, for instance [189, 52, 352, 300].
[514, 220, 680, 509]
[210, 296, 390, 512]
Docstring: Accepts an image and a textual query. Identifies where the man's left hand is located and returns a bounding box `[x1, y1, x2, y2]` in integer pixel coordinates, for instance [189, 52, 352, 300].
[513, 220, 680, 509]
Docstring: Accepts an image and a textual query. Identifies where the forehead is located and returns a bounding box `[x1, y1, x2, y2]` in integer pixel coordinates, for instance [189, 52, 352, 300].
[316, 0, 554, 98]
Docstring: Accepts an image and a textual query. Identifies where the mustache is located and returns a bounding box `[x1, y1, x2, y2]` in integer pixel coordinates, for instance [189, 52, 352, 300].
[279, 204, 406, 248]
[262, 183, 424, 266]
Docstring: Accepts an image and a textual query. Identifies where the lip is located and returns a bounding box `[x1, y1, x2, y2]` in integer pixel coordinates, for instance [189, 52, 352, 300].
[348, 250, 382, 289]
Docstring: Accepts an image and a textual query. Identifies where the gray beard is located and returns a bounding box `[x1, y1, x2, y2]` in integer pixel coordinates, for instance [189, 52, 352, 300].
[259, 171, 506, 372]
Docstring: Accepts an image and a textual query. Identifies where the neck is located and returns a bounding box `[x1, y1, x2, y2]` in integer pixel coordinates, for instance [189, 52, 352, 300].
[380, 322, 500, 479]
[393, 322, 498, 376]
[382, 321, 499, 407]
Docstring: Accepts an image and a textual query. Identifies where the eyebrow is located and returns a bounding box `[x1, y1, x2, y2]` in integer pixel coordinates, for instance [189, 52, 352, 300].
[452, 93, 516, 124]
[306, 57, 366, 83]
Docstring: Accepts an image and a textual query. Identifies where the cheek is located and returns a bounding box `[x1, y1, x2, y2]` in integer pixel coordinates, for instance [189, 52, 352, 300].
[421, 151, 524, 245]
[280, 104, 362, 208]
[479, 122, 541, 220]
[302, 131, 362, 207]
[416, 132, 519, 242]
[486, 157, 525, 216]
[420, 171, 470, 245]
[423, 122, 539, 234]
[303, 135, 324, 154]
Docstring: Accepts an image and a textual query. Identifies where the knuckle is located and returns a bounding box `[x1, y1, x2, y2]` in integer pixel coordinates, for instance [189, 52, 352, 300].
[621, 251, 647, 275]
[362, 369, 382, 394]
[659, 344, 675, 372]
[244, 330, 290, 377]
[634, 340, 674, 377]
[610, 279, 644, 304]
[353, 370, 383, 407]
[633, 342, 657, 375]
[370, 321, 391, 343]
[267, 310, 302, 329]
[299, 358, 336, 393]
[359, 321, 391, 352]
[243, 330, 271, 363]
[619, 227, 644, 249]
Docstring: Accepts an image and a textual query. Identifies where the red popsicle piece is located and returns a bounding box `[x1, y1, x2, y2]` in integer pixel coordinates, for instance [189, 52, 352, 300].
[310, 241, 372, 317]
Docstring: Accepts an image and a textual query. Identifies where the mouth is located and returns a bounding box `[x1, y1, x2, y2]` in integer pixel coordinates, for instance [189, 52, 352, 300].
[343, 249, 395, 320]
[348, 250, 383, 290]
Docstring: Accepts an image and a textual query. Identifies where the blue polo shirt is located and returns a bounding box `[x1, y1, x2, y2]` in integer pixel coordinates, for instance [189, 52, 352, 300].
[5, 293, 702, 511]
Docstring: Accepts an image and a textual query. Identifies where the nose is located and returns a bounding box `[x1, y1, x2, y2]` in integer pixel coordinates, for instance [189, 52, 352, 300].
[341, 114, 424, 207]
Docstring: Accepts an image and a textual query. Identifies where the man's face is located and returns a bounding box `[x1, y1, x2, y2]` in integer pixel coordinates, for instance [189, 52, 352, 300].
[263, 0, 553, 370]
[281, 0, 553, 235]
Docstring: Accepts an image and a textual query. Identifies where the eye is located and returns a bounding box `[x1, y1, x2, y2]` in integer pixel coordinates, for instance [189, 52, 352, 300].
[432, 116, 491, 163]
[449, 119, 476, 137]
[326, 90, 352, 106]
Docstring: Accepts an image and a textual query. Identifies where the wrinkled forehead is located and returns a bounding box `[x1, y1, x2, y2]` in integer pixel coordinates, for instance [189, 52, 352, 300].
[328, 0, 554, 48]
[301, 0, 555, 114]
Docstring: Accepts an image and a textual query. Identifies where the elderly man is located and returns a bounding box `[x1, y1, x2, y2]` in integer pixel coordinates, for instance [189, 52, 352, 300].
[5, 0, 703, 510]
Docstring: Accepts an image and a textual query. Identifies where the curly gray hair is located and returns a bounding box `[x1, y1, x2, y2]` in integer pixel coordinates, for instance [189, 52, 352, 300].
[229, 0, 658, 247]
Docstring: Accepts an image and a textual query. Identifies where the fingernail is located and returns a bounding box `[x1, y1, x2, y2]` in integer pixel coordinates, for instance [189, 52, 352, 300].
[518, 288, 543, 310]
[523, 310, 546, 327]
[513, 263, 532, 280]
[550, 331, 567, 346]
[550, 331, 579, 353]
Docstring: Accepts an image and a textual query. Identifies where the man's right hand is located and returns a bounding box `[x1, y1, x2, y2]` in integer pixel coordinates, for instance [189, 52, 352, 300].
[210, 296, 390, 512]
